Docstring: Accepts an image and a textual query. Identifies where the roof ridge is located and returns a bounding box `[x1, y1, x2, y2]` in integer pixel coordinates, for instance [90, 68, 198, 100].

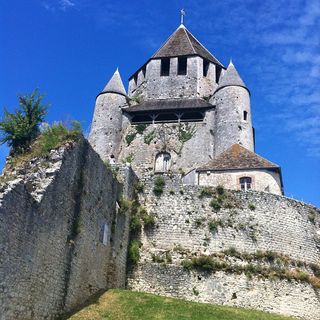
[184, 27, 197, 54]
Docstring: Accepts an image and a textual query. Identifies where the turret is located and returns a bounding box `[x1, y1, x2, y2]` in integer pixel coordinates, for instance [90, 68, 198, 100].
[213, 61, 254, 156]
[89, 69, 127, 162]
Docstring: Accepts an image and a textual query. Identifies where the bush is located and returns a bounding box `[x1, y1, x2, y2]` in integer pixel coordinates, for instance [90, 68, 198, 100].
[140, 207, 155, 228]
[144, 130, 156, 145]
[135, 182, 144, 193]
[191, 256, 215, 271]
[124, 153, 134, 164]
[0, 89, 47, 153]
[224, 247, 239, 257]
[210, 199, 221, 211]
[216, 185, 225, 196]
[199, 186, 214, 198]
[208, 219, 223, 233]
[153, 176, 165, 196]
[125, 132, 136, 146]
[181, 259, 193, 270]
[248, 203, 256, 211]
[130, 215, 142, 232]
[38, 122, 81, 156]
[310, 263, 320, 277]
[128, 240, 140, 266]
[135, 124, 148, 134]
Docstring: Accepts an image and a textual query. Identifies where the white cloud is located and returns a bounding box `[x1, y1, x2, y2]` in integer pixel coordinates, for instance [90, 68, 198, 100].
[59, 0, 75, 11]
[42, 0, 76, 12]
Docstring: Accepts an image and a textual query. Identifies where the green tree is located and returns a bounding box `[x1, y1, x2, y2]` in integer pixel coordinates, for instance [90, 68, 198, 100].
[0, 90, 47, 154]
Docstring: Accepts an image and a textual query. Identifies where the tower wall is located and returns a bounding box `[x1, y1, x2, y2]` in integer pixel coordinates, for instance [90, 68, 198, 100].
[89, 93, 126, 162]
[214, 86, 254, 156]
[145, 57, 200, 100]
[198, 61, 218, 98]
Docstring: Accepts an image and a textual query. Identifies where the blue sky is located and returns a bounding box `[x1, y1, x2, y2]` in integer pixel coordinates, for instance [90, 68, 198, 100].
[1, 0, 319, 207]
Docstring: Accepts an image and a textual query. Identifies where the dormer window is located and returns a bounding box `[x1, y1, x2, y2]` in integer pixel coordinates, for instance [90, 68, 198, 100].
[203, 59, 209, 77]
[177, 57, 187, 75]
[160, 58, 170, 76]
[240, 177, 252, 191]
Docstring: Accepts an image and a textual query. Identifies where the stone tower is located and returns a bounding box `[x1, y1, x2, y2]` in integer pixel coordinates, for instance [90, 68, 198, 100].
[214, 61, 254, 156]
[89, 69, 127, 162]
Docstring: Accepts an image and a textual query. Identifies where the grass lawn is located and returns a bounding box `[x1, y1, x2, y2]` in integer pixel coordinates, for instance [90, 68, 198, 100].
[68, 289, 295, 320]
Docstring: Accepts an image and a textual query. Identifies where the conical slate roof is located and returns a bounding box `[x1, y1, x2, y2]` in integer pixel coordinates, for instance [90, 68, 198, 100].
[217, 61, 247, 91]
[197, 144, 279, 171]
[152, 25, 223, 67]
[101, 69, 126, 96]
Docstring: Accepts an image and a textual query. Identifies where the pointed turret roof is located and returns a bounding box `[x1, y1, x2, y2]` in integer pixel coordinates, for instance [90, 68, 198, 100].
[216, 61, 248, 92]
[197, 144, 279, 172]
[101, 68, 126, 96]
[152, 25, 223, 67]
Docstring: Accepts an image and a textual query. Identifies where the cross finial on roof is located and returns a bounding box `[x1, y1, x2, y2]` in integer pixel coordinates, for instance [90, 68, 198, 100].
[180, 9, 186, 25]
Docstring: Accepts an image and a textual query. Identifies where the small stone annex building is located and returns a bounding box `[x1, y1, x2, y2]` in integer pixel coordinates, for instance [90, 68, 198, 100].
[89, 22, 283, 195]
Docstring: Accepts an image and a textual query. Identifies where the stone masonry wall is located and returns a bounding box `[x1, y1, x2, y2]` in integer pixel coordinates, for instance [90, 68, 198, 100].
[128, 175, 320, 319]
[198, 168, 282, 195]
[118, 112, 215, 178]
[0, 139, 133, 320]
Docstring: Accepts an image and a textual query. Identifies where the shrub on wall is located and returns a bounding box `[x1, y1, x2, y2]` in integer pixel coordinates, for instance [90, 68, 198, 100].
[198, 186, 214, 198]
[153, 176, 165, 196]
[128, 240, 141, 266]
[126, 132, 136, 146]
[144, 130, 156, 145]
[135, 124, 148, 134]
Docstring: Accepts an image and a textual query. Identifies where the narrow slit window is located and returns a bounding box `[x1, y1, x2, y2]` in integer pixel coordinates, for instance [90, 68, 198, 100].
[203, 59, 209, 77]
[133, 73, 138, 85]
[160, 58, 170, 76]
[216, 66, 222, 83]
[243, 111, 248, 121]
[177, 57, 187, 75]
[142, 65, 146, 78]
[100, 224, 109, 245]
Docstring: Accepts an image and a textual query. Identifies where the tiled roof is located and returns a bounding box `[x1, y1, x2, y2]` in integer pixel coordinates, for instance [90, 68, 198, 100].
[216, 61, 247, 92]
[152, 25, 224, 67]
[123, 98, 213, 113]
[100, 69, 127, 96]
[197, 144, 279, 171]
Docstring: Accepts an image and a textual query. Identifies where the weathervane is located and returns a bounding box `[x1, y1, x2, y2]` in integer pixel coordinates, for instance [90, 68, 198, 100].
[180, 9, 186, 25]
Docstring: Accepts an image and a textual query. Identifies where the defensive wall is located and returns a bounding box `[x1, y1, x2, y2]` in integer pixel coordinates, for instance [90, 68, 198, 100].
[0, 138, 136, 320]
[128, 175, 320, 320]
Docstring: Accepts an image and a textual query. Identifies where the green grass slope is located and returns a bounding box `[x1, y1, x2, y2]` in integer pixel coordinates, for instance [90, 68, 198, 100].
[68, 289, 295, 320]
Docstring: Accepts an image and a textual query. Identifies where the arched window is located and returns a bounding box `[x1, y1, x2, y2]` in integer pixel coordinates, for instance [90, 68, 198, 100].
[239, 177, 252, 191]
[155, 152, 171, 172]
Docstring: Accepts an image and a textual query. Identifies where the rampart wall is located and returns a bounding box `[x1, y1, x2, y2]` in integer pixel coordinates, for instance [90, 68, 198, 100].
[0, 139, 134, 320]
[128, 175, 320, 320]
